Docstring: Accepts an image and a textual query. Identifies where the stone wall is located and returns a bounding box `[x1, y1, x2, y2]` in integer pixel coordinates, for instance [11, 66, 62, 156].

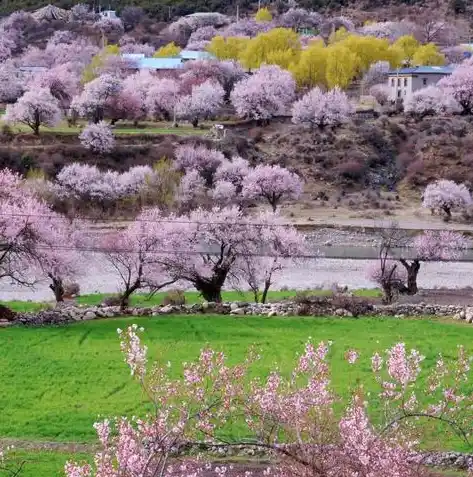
[5, 299, 473, 327]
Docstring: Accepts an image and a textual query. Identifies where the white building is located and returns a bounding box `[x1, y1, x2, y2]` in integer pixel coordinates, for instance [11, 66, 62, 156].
[100, 10, 118, 19]
[387, 66, 454, 102]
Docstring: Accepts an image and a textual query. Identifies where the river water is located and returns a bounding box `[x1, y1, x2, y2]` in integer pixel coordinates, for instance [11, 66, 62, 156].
[1, 254, 471, 302]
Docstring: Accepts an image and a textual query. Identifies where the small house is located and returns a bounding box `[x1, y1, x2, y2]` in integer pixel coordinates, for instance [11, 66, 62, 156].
[387, 66, 454, 102]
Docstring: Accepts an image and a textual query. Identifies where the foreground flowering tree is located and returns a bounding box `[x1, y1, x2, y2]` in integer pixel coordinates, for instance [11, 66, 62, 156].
[66, 326, 473, 477]
[4, 88, 61, 135]
[422, 179, 472, 219]
[292, 87, 353, 129]
[242, 164, 303, 211]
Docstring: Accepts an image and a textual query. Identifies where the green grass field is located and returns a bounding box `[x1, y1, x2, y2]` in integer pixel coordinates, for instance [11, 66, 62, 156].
[2, 288, 382, 313]
[1, 315, 473, 448]
[1, 315, 473, 476]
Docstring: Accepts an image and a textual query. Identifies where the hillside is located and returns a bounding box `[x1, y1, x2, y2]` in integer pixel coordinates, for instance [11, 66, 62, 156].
[0, 0, 468, 21]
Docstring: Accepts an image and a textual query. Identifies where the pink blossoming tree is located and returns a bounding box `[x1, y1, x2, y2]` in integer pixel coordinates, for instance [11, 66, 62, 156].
[422, 179, 472, 219]
[71, 74, 122, 123]
[100, 211, 178, 310]
[231, 65, 296, 123]
[146, 78, 181, 122]
[4, 88, 61, 135]
[79, 121, 115, 154]
[438, 62, 473, 114]
[242, 164, 303, 211]
[176, 79, 225, 127]
[292, 87, 354, 129]
[404, 86, 461, 118]
[236, 212, 307, 303]
[0, 168, 77, 292]
[66, 325, 473, 477]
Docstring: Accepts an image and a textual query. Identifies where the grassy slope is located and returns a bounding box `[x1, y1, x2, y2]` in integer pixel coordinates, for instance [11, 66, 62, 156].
[2, 289, 381, 313]
[1, 315, 473, 450]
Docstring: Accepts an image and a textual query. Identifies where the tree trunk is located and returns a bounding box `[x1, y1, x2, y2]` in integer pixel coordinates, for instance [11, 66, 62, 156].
[48, 275, 65, 303]
[261, 278, 271, 304]
[199, 286, 223, 303]
[442, 205, 452, 220]
[192, 117, 199, 128]
[119, 278, 141, 311]
[399, 259, 420, 295]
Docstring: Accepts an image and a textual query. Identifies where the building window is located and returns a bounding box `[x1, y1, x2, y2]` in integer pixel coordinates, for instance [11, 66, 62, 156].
[404, 78, 407, 86]
[423, 78, 427, 86]
[397, 78, 401, 86]
[397, 90, 401, 98]
[391, 78, 394, 86]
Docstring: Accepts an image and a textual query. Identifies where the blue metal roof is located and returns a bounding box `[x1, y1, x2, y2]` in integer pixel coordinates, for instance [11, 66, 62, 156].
[135, 58, 184, 70]
[179, 50, 214, 60]
[388, 66, 454, 75]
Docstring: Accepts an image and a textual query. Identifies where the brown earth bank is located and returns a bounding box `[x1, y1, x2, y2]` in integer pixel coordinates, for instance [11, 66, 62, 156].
[4, 116, 473, 199]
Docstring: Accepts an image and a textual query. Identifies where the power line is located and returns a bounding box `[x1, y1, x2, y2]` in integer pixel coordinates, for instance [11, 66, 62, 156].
[32, 244, 321, 260]
[0, 212, 305, 228]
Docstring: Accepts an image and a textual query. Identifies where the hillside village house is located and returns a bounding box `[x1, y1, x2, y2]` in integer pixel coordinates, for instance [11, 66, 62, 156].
[387, 66, 454, 102]
[122, 50, 214, 71]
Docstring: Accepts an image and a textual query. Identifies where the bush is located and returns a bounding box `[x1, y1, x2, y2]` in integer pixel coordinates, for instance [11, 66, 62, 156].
[63, 281, 80, 298]
[331, 295, 374, 318]
[102, 295, 122, 306]
[162, 289, 186, 306]
[0, 304, 17, 321]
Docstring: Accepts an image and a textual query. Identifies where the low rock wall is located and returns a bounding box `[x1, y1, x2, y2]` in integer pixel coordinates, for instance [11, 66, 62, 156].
[4, 299, 473, 327]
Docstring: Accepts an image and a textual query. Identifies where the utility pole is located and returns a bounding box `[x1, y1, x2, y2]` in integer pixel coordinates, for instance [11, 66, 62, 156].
[236, 3, 239, 22]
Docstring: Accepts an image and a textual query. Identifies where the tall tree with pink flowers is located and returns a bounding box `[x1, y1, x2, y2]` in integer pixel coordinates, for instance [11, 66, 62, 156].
[292, 87, 354, 129]
[242, 164, 303, 211]
[231, 65, 296, 123]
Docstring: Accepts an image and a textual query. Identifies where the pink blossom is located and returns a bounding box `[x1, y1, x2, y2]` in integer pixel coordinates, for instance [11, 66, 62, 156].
[438, 62, 473, 114]
[4, 88, 61, 135]
[174, 144, 224, 181]
[292, 87, 354, 129]
[146, 78, 181, 120]
[346, 349, 359, 364]
[176, 79, 224, 127]
[231, 65, 296, 121]
[79, 122, 115, 154]
[413, 230, 469, 261]
[404, 85, 461, 118]
[118, 324, 148, 378]
[241, 164, 302, 211]
[422, 179, 472, 217]
[369, 83, 390, 106]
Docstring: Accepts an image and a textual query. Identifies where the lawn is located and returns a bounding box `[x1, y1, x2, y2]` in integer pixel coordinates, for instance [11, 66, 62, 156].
[2, 288, 382, 313]
[1, 315, 473, 453]
[0, 117, 210, 136]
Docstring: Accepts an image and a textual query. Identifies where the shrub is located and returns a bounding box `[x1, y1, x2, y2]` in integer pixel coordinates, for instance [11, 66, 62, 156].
[102, 295, 123, 307]
[63, 281, 80, 298]
[161, 289, 186, 306]
[0, 304, 16, 321]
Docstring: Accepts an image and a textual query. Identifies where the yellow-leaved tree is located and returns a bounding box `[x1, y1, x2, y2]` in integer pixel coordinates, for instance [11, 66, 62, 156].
[340, 35, 390, 73]
[255, 7, 272, 22]
[328, 27, 350, 44]
[290, 41, 328, 88]
[240, 27, 301, 69]
[412, 43, 446, 66]
[153, 42, 181, 58]
[207, 36, 249, 60]
[81, 44, 120, 83]
[391, 35, 419, 66]
[325, 44, 358, 88]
